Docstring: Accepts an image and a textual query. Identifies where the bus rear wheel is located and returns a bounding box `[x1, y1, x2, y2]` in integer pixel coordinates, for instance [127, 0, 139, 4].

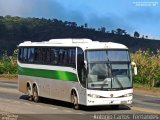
[33, 86, 39, 102]
[71, 92, 79, 110]
[26, 85, 33, 101]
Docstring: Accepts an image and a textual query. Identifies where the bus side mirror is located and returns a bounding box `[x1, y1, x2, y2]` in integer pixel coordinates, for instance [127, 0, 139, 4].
[131, 62, 137, 75]
[84, 60, 87, 69]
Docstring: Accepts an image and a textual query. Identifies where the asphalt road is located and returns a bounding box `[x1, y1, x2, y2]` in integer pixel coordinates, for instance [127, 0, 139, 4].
[0, 81, 160, 120]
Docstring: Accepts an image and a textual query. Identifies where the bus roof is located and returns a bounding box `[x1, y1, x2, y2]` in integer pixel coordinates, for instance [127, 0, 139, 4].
[18, 38, 128, 50]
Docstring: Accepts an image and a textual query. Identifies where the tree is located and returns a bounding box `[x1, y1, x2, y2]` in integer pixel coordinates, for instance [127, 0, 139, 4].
[100, 27, 106, 33]
[84, 23, 88, 28]
[134, 31, 140, 38]
[111, 30, 116, 34]
[116, 28, 126, 35]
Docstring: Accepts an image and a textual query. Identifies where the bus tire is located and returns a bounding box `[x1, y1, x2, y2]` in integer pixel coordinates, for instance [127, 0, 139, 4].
[26, 86, 33, 101]
[71, 92, 79, 110]
[33, 85, 39, 103]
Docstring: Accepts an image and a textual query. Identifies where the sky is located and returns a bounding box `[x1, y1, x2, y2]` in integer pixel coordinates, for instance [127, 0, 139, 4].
[0, 0, 160, 39]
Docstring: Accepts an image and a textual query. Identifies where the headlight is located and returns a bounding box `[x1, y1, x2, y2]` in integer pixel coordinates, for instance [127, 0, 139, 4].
[124, 93, 132, 97]
[87, 94, 101, 98]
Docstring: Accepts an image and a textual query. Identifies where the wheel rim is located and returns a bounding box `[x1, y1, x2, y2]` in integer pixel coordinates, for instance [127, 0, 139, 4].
[27, 87, 31, 96]
[33, 87, 38, 102]
[27, 87, 32, 101]
[72, 93, 79, 109]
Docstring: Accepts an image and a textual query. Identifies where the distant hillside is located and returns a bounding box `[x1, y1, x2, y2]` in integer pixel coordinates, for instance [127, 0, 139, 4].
[0, 15, 160, 55]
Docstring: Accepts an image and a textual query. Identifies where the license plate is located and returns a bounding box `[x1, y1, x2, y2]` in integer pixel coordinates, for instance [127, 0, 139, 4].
[121, 101, 127, 104]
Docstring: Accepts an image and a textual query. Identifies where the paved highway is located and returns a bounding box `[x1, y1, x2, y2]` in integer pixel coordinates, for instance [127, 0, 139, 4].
[0, 81, 159, 120]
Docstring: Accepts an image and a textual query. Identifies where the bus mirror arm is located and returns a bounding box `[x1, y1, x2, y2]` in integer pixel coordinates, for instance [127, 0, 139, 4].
[131, 62, 137, 75]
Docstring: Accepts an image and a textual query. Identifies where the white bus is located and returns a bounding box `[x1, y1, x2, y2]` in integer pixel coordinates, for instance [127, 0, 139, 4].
[18, 38, 136, 109]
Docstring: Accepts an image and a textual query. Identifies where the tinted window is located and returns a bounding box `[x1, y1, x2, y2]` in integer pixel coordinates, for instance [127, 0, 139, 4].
[51, 48, 59, 64]
[18, 47, 76, 68]
[44, 48, 50, 64]
[18, 48, 23, 62]
[28, 48, 34, 63]
[77, 48, 86, 88]
[69, 49, 75, 65]
[23, 48, 28, 62]
[87, 50, 130, 62]
[34, 48, 42, 63]
[63, 49, 68, 65]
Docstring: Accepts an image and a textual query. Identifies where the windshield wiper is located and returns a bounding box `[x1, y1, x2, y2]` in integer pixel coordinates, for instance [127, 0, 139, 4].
[100, 57, 113, 90]
[114, 76, 124, 89]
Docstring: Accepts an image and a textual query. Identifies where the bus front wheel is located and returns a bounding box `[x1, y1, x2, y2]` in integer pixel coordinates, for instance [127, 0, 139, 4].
[71, 92, 79, 110]
[33, 86, 39, 102]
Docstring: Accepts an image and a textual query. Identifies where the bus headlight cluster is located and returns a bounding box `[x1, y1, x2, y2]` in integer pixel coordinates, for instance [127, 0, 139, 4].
[87, 94, 101, 98]
[124, 93, 132, 97]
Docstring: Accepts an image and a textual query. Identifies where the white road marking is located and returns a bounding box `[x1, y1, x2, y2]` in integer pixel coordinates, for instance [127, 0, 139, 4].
[63, 110, 72, 113]
[49, 107, 57, 110]
[144, 94, 160, 98]
[24, 103, 31, 106]
[36, 105, 42, 107]
[76, 112, 84, 114]
[5, 99, 10, 102]
[14, 101, 20, 104]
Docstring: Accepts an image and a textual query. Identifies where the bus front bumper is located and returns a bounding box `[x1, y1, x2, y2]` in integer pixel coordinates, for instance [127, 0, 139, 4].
[86, 96, 132, 106]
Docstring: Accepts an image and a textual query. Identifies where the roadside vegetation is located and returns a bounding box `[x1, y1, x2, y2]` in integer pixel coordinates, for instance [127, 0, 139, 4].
[132, 49, 160, 88]
[0, 50, 17, 78]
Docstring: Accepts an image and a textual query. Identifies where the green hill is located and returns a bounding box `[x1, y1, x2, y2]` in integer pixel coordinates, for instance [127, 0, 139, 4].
[0, 15, 160, 55]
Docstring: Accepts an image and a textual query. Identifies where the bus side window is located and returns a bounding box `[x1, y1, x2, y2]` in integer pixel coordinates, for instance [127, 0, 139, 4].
[23, 48, 28, 63]
[59, 48, 68, 65]
[50, 48, 59, 65]
[55, 49, 59, 65]
[38, 48, 43, 64]
[34, 48, 42, 64]
[28, 48, 34, 63]
[50, 48, 55, 65]
[59, 48, 64, 65]
[42, 48, 47, 64]
[63, 49, 68, 65]
[69, 48, 76, 66]
[44, 48, 50, 64]
[77, 47, 86, 88]
[19, 48, 23, 62]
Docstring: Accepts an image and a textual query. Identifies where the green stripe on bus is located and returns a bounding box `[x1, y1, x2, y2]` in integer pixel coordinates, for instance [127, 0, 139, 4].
[18, 66, 78, 81]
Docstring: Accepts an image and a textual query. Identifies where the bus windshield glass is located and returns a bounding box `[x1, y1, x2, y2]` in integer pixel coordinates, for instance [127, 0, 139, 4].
[86, 50, 132, 90]
[87, 50, 130, 62]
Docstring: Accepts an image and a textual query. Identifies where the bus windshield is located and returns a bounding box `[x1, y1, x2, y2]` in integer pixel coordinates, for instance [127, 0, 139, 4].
[86, 50, 132, 90]
[87, 50, 130, 62]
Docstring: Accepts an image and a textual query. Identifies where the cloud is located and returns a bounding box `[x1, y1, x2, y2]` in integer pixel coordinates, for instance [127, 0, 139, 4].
[0, 0, 132, 30]
[0, 0, 64, 18]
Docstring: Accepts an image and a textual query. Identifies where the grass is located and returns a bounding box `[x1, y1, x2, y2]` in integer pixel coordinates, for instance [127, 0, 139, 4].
[133, 83, 160, 95]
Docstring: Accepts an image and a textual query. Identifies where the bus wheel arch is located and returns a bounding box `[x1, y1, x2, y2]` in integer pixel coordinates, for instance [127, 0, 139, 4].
[32, 83, 39, 102]
[71, 89, 80, 110]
